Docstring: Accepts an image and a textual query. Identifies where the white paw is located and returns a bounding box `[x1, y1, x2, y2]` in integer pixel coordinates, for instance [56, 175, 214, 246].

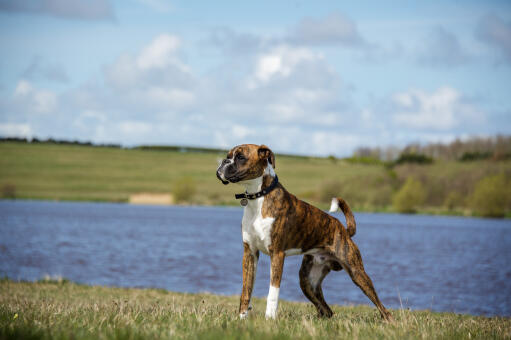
[239, 312, 248, 320]
[265, 311, 277, 320]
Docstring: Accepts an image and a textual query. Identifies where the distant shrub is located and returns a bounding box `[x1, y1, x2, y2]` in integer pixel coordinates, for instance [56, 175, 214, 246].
[327, 155, 337, 163]
[443, 191, 463, 210]
[469, 174, 509, 217]
[319, 180, 342, 203]
[392, 178, 426, 213]
[459, 151, 491, 162]
[1, 184, 16, 198]
[173, 177, 197, 203]
[394, 153, 433, 166]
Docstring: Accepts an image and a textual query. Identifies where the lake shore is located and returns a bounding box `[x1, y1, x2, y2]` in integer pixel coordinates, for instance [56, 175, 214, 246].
[2, 196, 509, 219]
[1, 279, 510, 340]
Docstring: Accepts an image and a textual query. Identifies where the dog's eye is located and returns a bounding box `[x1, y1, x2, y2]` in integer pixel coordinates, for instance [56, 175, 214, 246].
[236, 154, 245, 161]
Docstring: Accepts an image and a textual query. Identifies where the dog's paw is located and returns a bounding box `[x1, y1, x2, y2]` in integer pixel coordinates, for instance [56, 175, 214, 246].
[265, 311, 277, 320]
[239, 311, 248, 320]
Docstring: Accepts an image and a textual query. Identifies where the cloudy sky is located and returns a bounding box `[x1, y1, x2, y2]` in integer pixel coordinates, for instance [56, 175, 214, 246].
[1, 0, 510, 156]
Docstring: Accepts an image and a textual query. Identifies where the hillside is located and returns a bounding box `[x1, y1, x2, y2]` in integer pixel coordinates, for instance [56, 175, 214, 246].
[0, 141, 510, 216]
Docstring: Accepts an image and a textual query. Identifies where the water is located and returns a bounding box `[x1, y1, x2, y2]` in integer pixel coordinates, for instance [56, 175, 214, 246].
[1, 200, 510, 317]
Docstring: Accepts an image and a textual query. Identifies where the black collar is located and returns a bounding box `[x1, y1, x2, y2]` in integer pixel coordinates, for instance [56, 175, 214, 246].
[235, 175, 279, 200]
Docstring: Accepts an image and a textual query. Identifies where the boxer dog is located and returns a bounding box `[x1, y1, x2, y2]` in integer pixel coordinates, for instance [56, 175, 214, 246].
[216, 144, 392, 321]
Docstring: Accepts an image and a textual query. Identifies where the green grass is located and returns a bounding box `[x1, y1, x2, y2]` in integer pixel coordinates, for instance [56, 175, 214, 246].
[1, 142, 510, 215]
[1, 280, 509, 340]
[0, 142, 386, 209]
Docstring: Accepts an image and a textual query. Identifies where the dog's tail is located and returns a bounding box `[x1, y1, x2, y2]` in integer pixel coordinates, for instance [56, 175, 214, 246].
[329, 197, 356, 237]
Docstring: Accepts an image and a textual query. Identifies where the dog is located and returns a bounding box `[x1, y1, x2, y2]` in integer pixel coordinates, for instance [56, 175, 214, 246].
[216, 144, 392, 321]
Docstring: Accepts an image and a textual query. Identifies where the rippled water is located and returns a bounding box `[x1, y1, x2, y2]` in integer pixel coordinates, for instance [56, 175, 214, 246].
[1, 200, 510, 316]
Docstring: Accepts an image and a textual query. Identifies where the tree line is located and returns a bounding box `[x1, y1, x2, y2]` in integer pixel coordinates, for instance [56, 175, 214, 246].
[353, 135, 511, 162]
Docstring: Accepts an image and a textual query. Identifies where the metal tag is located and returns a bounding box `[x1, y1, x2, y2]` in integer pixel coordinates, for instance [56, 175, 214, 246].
[240, 198, 248, 206]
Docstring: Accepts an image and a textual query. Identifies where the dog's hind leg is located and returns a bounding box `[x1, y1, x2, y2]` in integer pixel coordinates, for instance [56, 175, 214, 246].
[299, 255, 333, 318]
[337, 240, 393, 321]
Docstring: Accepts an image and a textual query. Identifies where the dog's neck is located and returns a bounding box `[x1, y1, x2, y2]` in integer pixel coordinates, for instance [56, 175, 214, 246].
[238, 164, 276, 195]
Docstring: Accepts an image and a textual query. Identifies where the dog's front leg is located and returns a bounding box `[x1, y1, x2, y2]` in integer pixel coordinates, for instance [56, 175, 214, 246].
[266, 251, 284, 319]
[239, 242, 258, 319]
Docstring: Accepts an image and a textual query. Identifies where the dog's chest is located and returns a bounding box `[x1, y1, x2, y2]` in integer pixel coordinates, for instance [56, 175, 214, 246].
[241, 197, 275, 255]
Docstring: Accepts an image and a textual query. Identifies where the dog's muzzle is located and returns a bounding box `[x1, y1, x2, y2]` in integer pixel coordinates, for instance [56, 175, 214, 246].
[216, 171, 229, 185]
[216, 159, 231, 185]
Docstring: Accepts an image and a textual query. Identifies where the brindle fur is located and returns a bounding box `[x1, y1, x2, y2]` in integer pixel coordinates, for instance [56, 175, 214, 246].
[240, 242, 258, 314]
[217, 144, 392, 321]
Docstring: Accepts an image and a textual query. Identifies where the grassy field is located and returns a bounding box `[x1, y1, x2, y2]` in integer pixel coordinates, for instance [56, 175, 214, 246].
[1, 279, 510, 340]
[1, 141, 510, 214]
[0, 142, 387, 209]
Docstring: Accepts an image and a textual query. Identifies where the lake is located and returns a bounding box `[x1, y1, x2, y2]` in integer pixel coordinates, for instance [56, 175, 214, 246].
[1, 200, 510, 317]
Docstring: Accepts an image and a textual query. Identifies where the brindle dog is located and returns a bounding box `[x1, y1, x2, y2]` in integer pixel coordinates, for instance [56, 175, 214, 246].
[216, 144, 392, 321]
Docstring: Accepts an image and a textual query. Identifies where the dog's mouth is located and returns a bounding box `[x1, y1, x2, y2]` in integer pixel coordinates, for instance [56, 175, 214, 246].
[216, 171, 229, 185]
[216, 169, 247, 185]
[225, 170, 248, 184]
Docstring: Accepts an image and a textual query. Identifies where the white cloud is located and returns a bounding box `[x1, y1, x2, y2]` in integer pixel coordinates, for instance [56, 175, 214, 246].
[103, 34, 196, 111]
[136, 34, 183, 70]
[231, 124, 254, 139]
[392, 87, 481, 130]
[13, 79, 57, 114]
[118, 121, 153, 135]
[0, 123, 33, 137]
[105, 34, 191, 91]
[1, 29, 504, 157]
[14, 80, 32, 96]
[252, 45, 318, 84]
[310, 131, 362, 156]
[144, 87, 194, 108]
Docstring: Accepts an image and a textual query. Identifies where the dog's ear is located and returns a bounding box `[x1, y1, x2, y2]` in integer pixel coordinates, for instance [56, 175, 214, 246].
[258, 145, 275, 169]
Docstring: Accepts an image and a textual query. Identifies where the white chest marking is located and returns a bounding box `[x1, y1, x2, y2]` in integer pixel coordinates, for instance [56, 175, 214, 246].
[242, 196, 274, 255]
[239, 165, 275, 255]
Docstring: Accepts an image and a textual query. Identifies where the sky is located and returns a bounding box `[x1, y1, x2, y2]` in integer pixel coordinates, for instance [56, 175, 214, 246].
[0, 0, 510, 156]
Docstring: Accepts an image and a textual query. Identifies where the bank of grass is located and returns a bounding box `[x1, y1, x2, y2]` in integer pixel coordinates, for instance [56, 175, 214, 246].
[1, 279, 509, 340]
[1, 142, 510, 215]
[0, 142, 385, 208]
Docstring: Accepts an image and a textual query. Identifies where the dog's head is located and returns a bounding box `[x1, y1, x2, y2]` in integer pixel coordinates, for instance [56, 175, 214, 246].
[216, 144, 275, 185]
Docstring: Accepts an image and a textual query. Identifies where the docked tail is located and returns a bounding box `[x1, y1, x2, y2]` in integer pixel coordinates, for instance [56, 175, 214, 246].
[329, 197, 356, 237]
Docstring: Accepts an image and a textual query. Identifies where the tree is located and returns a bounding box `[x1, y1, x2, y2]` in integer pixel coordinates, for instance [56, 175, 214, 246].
[469, 174, 509, 218]
[392, 178, 426, 213]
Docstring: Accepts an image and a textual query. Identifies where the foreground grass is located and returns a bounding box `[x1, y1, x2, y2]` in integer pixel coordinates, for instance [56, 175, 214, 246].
[1, 280, 510, 340]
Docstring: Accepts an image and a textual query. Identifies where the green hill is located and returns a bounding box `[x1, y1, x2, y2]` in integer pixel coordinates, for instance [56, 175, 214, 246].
[1, 141, 510, 216]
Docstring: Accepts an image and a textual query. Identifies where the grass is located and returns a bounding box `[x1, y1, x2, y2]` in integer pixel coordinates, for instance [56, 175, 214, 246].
[0, 142, 386, 209]
[1, 279, 509, 340]
[1, 141, 510, 215]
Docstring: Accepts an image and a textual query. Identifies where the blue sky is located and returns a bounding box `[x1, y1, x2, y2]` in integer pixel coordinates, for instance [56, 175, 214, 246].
[1, 0, 510, 156]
